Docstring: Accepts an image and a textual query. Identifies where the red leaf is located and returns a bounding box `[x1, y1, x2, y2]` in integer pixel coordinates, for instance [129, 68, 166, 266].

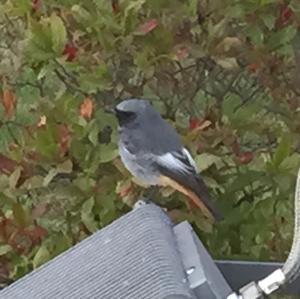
[174, 46, 189, 60]
[26, 151, 41, 162]
[189, 117, 202, 130]
[0, 260, 10, 282]
[247, 63, 260, 73]
[117, 181, 134, 198]
[1, 89, 16, 119]
[8, 143, 18, 151]
[231, 139, 241, 155]
[58, 124, 71, 157]
[0, 217, 12, 240]
[236, 151, 254, 164]
[138, 19, 158, 34]
[111, 0, 120, 14]
[24, 225, 47, 243]
[63, 43, 78, 62]
[277, 6, 293, 26]
[0, 154, 19, 175]
[79, 97, 94, 119]
[32, 0, 40, 12]
[32, 202, 49, 220]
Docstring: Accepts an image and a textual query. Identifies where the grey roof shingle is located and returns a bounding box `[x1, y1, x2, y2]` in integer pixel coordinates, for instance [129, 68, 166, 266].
[0, 202, 232, 299]
[0, 204, 193, 299]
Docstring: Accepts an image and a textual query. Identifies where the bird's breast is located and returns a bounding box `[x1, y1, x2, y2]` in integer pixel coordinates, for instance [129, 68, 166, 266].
[118, 141, 160, 185]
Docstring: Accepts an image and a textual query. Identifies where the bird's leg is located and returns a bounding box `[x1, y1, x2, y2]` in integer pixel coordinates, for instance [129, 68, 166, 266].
[139, 186, 161, 204]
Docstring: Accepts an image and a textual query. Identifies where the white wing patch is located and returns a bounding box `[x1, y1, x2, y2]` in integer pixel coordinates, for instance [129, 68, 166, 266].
[182, 148, 198, 172]
[156, 148, 198, 174]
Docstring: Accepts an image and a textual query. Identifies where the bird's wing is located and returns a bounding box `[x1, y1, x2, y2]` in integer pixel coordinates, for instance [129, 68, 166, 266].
[154, 148, 222, 221]
[155, 148, 198, 176]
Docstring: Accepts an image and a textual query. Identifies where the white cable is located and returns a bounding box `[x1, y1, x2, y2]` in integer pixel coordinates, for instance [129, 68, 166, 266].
[282, 166, 300, 282]
[227, 166, 300, 299]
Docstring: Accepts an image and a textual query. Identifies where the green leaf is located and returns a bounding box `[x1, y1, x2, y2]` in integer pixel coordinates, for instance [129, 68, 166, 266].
[11, 255, 30, 280]
[51, 233, 73, 256]
[124, 0, 146, 21]
[245, 25, 264, 46]
[43, 168, 58, 187]
[81, 197, 98, 233]
[215, 57, 239, 70]
[222, 93, 241, 120]
[274, 173, 293, 193]
[273, 136, 291, 168]
[281, 153, 300, 171]
[290, 0, 300, 11]
[175, 110, 189, 129]
[50, 14, 67, 54]
[267, 25, 297, 50]
[57, 160, 73, 173]
[0, 244, 12, 256]
[9, 166, 22, 189]
[227, 171, 264, 194]
[99, 144, 119, 163]
[73, 176, 96, 193]
[262, 14, 276, 30]
[21, 176, 44, 190]
[27, 19, 54, 61]
[208, 18, 227, 40]
[9, 0, 32, 16]
[97, 192, 117, 226]
[34, 125, 58, 159]
[88, 121, 99, 146]
[13, 203, 31, 227]
[195, 153, 222, 171]
[33, 245, 50, 269]
[71, 5, 91, 24]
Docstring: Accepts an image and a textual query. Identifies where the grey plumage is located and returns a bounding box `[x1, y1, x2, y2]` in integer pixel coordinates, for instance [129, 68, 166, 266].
[115, 99, 222, 221]
[116, 100, 182, 155]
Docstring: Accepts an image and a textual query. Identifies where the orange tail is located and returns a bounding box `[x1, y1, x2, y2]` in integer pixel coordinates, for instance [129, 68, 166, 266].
[159, 174, 223, 222]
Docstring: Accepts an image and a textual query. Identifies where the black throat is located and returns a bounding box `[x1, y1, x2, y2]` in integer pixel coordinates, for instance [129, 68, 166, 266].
[115, 109, 137, 126]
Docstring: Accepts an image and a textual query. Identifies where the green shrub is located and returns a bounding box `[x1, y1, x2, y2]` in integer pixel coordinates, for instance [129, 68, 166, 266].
[0, 0, 299, 284]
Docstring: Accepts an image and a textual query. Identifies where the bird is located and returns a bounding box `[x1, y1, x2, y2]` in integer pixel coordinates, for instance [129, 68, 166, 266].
[114, 99, 222, 222]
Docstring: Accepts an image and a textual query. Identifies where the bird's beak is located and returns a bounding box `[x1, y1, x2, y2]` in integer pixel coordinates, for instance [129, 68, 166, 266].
[113, 107, 122, 116]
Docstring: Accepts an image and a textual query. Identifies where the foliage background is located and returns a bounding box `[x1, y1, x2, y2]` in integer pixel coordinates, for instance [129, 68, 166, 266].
[0, 0, 300, 292]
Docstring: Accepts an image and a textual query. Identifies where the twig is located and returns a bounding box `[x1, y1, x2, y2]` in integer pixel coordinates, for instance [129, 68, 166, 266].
[54, 69, 87, 97]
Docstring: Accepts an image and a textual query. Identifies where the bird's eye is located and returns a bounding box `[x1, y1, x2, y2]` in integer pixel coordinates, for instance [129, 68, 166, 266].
[115, 109, 136, 125]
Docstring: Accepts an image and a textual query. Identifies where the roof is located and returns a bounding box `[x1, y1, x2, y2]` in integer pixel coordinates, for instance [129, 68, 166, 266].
[0, 202, 231, 299]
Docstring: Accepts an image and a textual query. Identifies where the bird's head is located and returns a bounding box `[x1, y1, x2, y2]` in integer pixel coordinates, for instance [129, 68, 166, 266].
[114, 99, 151, 126]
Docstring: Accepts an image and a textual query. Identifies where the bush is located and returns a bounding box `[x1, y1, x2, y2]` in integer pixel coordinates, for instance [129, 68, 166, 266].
[0, 0, 300, 285]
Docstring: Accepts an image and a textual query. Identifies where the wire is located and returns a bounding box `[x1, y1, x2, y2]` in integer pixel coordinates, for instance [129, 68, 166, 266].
[282, 166, 300, 282]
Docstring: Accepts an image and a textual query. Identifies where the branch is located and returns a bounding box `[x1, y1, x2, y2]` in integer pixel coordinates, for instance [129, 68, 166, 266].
[54, 69, 87, 97]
